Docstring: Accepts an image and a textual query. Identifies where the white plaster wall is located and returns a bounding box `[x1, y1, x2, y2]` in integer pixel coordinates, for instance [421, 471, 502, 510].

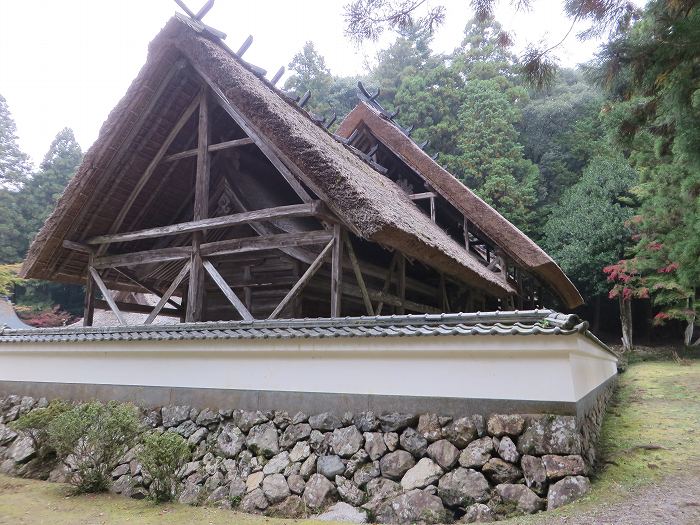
[0, 334, 616, 403]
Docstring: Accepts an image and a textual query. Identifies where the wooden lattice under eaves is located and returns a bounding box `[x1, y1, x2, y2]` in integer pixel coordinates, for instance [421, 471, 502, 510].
[19, 13, 583, 326]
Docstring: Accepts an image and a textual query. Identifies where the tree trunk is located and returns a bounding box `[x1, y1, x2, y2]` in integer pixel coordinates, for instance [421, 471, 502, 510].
[592, 295, 601, 333]
[619, 295, 633, 353]
[685, 292, 698, 347]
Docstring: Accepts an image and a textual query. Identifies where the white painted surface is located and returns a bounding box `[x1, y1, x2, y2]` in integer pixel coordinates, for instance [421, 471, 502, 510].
[0, 334, 617, 403]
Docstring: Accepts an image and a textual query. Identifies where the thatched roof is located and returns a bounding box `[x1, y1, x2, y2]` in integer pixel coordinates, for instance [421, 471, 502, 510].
[20, 15, 515, 298]
[337, 103, 583, 309]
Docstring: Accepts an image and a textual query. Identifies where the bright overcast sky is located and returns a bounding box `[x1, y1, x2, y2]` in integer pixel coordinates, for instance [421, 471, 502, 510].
[0, 0, 615, 167]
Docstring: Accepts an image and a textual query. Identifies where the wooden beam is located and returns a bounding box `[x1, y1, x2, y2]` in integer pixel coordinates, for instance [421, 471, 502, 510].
[93, 247, 191, 269]
[189, 61, 314, 204]
[83, 256, 95, 327]
[88, 267, 126, 325]
[268, 238, 334, 319]
[344, 234, 373, 315]
[203, 260, 254, 321]
[333, 283, 442, 315]
[409, 192, 437, 201]
[63, 240, 94, 255]
[162, 137, 255, 162]
[376, 252, 398, 315]
[145, 262, 191, 324]
[95, 300, 180, 316]
[243, 265, 252, 310]
[200, 230, 334, 258]
[96, 92, 201, 257]
[186, 234, 205, 322]
[430, 196, 436, 222]
[440, 273, 450, 312]
[186, 88, 211, 324]
[85, 202, 323, 245]
[397, 254, 406, 315]
[331, 225, 343, 317]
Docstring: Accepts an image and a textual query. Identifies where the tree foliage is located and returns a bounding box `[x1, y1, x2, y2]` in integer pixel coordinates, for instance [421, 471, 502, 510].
[0, 94, 31, 189]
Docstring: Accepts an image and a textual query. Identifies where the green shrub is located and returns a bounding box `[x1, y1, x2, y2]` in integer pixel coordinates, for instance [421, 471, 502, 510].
[10, 400, 70, 456]
[47, 401, 141, 493]
[138, 431, 190, 502]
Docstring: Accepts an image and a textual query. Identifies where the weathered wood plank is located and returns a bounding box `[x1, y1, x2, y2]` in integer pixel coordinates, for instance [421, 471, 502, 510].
[200, 230, 333, 258]
[397, 254, 406, 315]
[83, 257, 95, 327]
[194, 89, 210, 224]
[186, 234, 205, 322]
[94, 300, 180, 316]
[331, 225, 343, 317]
[376, 252, 398, 315]
[63, 240, 94, 254]
[86, 202, 322, 245]
[203, 260, 254, 321]
[162, 137, 255, 162]
[145, 262, 191, 324]
[89, 267, 126, 325]
[96, 91, 202, 257]
[344, 233, 373, 315]
[93, 247, 191, 269]
[409, 192, 437, 200]
[268, 238, 334, 319]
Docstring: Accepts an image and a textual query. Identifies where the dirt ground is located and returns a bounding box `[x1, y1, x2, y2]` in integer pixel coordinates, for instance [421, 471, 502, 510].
[0, 358, 698, 525]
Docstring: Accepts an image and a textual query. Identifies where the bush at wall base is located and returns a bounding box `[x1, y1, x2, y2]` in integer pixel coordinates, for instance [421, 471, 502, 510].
[138, 431, 191, 502]
[47, 401, 140, 493]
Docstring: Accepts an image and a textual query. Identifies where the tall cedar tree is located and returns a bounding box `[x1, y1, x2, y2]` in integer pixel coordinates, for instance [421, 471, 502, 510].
[0, 94, 32, 189]
[597, 0, 700, 345]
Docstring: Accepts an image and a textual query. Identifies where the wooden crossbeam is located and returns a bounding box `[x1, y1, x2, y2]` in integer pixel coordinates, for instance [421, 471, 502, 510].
[409, 192, 436, 200]
[162, 137, 254, 162]
[333, 283, 442, 315]
[85, 202, 324, 245]
[96, 91, 202, 258]
[188, 60, 315, 204]
[94, 300, 180, 316]
[88, 267, 126, 325]
[200, 230, 334, 258]
[145, 262, 191, 324]
[344, 233, 373, 315]
[268, 238, 334, 320]
[397, 254, 406, 315]
[93, 247, 191, 269]
[203, 260, 253, 321]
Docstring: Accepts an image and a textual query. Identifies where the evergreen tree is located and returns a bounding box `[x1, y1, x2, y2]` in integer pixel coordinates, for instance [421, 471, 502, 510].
[445, 78, 540, 233]
[0, 94, 31, 189]
[284, 42, 335, 117]
[22, 128, 82, 241]
[596, 0, 700, 345]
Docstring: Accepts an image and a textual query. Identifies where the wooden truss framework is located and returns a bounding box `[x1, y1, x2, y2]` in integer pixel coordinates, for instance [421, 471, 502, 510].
[65, 71, 440, 326]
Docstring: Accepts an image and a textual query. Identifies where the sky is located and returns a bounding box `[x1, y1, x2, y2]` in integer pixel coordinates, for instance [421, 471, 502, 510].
[0, 0, 613, 168]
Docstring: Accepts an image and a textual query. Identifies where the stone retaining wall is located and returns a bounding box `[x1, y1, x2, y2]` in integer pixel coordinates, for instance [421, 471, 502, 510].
[0, 393, 611, 523]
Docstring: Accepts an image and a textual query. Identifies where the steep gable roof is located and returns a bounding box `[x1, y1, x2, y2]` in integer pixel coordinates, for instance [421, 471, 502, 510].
[337, 102, 584, 309]
[21, 16, 514, 298]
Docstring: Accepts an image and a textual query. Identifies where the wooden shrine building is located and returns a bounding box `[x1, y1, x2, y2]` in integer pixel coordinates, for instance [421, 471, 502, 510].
[19, 14, 582, 326]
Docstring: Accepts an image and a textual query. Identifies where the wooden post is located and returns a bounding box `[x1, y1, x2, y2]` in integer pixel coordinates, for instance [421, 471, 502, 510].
[243, 265, 252, 311]
[186, 88, 211, 323]
[83, 256, 95, 327]
[397, 254, 406, 315]
[331, 224, 343, 317]
[463, 217, 469, 251]
[430, 196, 436, 222]
[376, 252, 398, 315]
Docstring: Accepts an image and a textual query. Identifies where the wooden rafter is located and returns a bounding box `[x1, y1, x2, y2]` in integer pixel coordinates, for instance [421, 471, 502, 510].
[202, 260, 253, 321]
[344, 233, 373, 315]
[268, 238, 335, 320]
[188, 64, 314, 205]
[145, 262, 191, 324]
[89, 267, 126, 325]
[96, 91, 202, 258]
